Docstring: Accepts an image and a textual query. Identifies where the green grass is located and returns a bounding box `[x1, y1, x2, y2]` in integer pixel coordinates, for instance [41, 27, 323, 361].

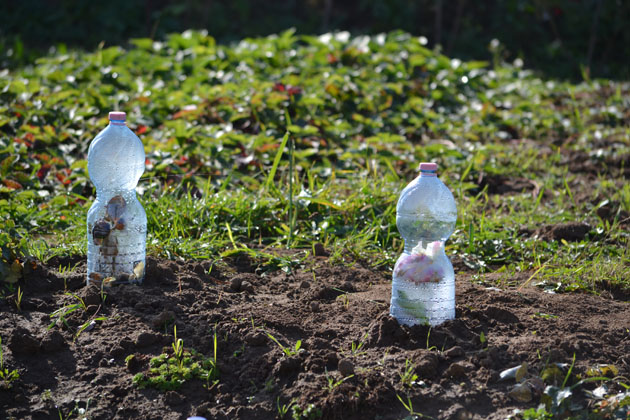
[0, 29, 628, 295]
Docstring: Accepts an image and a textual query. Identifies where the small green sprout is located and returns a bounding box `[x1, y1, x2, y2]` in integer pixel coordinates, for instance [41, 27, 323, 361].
[48, 293, 88, 330]
[172, 325, 185, 368]
[396, 393, 429, 418]
[290, 403, 322, 420]
[399, 359, 419, 388]
[0, 337, 20, 389]
[265, 331, 302, 357]
[347, 332, 369, 356]
[14, 286, 23, 312]
[323, 368, 354, 392]
[277, 397, 297, 419]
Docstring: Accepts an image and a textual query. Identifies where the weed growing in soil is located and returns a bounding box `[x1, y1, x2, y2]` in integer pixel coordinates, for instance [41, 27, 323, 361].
[0, 337, 20, 389]
[133, 330, 219, 391]
[48, 293, 88, 329]
[500, 353, 621, 418]
[57, 398, 92, 420]
[399, 359, 419, 388]
[323, 368, 354, 392]
[336, 292, 350, 310]
[58, 262, 80, 276]
[541, 356, 617, 417]
[396, 393, 430, 419]
[13, 286, 23, 311]
[345, 332, 369, 357]
[277, 397, 295, 419]
[75, 317, 108, 340]
[172, 325, 185, 368]
[532, 312, 558, 320]
[425, 327, 446, 352]
[289, 403, 322, 420]
[479, 330, 489, 349]
[265, 331, 302, 357]
[40, 388, 52, 403]
[513, 406, 553, 419]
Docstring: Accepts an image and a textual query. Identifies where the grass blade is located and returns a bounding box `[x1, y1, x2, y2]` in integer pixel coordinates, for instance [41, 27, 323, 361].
[266, 132, 290, 190]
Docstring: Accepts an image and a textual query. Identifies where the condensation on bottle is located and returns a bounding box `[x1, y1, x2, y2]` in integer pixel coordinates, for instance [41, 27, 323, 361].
[86, 111, 147, 286]
[390, 162, 457, 326]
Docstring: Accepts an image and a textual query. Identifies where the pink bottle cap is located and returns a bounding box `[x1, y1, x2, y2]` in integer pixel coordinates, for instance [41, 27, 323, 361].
[108, 111, 126, 122]
[419, 162, 438, 176]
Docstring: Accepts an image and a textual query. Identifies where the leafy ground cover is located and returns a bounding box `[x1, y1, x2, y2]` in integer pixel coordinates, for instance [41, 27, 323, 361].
[0, 30, 629, 419]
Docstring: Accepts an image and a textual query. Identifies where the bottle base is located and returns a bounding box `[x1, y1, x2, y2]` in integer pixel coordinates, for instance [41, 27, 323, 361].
[390, 308, 455, 327]
[87, 255, 146, 287]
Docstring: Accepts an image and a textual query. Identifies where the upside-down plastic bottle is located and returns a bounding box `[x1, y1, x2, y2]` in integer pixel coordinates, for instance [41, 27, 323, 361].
[86, 111, 147, 286]
[390, 162, 457, 326]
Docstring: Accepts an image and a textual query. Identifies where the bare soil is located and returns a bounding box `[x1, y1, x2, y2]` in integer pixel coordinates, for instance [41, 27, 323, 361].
[0, 250, 628, 420]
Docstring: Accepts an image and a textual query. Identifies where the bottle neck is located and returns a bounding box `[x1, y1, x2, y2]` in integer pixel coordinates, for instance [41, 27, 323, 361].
[95, 188, 137, 203]
[404, 240, 445, 255]
[403, 243, 415, 253]
[109, 120, 126, 126]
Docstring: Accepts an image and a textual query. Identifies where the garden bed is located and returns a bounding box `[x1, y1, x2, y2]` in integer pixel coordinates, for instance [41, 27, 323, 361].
[0, 251, 628, 419]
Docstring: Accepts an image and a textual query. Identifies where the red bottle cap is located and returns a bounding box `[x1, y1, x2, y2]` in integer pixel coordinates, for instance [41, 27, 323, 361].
[108, 111, 126, 122]
[419, 162, 438, 176]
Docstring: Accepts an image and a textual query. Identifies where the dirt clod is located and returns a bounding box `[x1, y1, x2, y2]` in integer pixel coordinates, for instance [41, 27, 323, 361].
[195, 401, 212, 416]
[151, 310, 175, 329]
[444, 345, 465, 359]
[229, 273, 257, 292]
[415, 352, 440, 378]
[445, 362, 469, 379]
[338, 358, 355, 376]
[476, 174, 536, 195]
[245, 331, 267, 346]
[313, 242, 329, 256]
[41, 330, 65, 353]
[192, 262, 207, 277]
[241, 280, 254, 293]
[485, 306, 520, 324]
[230, 276, 243, 291]
[536, 222, 591, 242]
[78, 283, 102, 306]
[164, 390, 184, 406]
[135, 331, 159, 348]
[273, 357, 301, 377]
[368, 314, 400, 347]
[8, 327, 40, 355]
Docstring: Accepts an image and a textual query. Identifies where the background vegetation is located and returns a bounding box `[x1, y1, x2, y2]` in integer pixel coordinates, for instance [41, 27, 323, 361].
[1, 29, 628, 296]
[1, 0, 629, 79]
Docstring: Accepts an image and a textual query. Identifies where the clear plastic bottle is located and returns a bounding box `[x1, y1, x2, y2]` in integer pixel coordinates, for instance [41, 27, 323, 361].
[390, 162, 457, 326]
[86, 111, 147, 286]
